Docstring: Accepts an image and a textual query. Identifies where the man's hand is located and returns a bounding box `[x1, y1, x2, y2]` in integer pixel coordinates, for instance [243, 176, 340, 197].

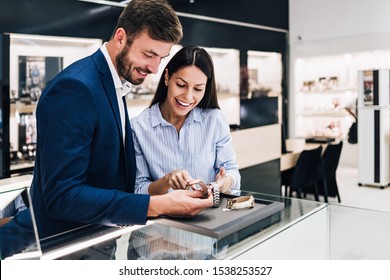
[147, 189, 213, 218]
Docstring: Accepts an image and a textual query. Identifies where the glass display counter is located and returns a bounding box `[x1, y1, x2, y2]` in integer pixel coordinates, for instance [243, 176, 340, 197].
[11, 190, 327, 260]
[2, 182, 390, 260]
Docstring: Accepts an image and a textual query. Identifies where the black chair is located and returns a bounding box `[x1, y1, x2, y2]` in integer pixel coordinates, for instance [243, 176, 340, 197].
[316, 141, 343, 203]
[282, 146, 323, 201]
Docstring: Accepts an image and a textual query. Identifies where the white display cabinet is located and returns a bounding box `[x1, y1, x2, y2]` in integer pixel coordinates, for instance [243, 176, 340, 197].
[293, 50, 390, 139]
[206, 47, 240, 126]
[357, 69, 390, 188]
[247, 50, 282, 98]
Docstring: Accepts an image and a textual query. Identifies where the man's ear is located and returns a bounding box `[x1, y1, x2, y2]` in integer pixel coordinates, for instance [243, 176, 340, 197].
[114, 28, 127, 49]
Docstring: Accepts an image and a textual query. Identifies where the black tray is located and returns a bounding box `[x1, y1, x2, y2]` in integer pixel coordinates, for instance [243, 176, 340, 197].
[153, 194, 285, 240]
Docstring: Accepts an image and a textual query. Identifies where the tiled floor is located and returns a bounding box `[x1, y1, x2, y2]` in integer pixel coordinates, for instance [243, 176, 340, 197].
[310, 166, 390, 213]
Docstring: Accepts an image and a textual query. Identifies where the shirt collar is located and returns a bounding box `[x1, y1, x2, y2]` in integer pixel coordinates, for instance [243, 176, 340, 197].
[100, 43, 132, 97]
[150, 103, 203, 127]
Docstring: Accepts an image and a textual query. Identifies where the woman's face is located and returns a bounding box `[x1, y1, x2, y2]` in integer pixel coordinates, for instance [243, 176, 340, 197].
[164, 65, 207, 117]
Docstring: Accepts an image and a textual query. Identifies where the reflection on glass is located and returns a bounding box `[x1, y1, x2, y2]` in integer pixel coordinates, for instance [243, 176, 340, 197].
[127, 223, 218, 260]
[0, 184, 41, 259]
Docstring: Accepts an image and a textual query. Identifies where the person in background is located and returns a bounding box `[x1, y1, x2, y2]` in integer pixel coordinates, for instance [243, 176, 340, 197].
[1, 0, 213, 259]
[131, 45, 241, 196]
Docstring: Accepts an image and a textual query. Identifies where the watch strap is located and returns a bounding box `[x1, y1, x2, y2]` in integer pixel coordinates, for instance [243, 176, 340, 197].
[208, 182, 220, 208]
[226, 195, 255, 210]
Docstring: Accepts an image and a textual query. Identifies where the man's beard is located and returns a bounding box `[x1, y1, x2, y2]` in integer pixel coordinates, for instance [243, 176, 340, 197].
[116, 47, 146, 85]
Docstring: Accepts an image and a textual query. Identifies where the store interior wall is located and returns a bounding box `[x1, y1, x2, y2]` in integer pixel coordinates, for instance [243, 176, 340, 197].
[289, 0, 390, 168]
[289, 0, 390, 46]
[1, 1, 289, 194]
[0, 0, 289, 128]
[0, 0, 288, 45]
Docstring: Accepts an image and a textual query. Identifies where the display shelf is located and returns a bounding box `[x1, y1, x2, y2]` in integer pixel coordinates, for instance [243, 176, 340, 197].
[297, 112, 349, 117]
[10, 102, 36, 115]
[298, 88, 357, 94]
[292, 49, 390, 138]
[295, 88, 356, 138]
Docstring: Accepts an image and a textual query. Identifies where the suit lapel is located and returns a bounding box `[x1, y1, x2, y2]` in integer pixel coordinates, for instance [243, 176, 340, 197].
[93, 50, 123, 138]
[93, 50, 136, 192]
[123, 100, 136, 192]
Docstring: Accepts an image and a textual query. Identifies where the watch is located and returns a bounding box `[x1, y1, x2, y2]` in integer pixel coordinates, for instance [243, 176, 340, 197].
[186, 180, 221, 208]
[225, 195, 255, 210]
[208, 182, 220, 208]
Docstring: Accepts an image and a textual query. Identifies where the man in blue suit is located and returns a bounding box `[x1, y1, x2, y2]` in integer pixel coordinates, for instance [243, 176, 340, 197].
[31, 0, 213, 238]
[1, 0, 212, 258]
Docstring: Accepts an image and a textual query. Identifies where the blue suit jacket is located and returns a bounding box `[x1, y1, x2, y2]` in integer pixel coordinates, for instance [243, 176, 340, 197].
[28, 49, 150, 239]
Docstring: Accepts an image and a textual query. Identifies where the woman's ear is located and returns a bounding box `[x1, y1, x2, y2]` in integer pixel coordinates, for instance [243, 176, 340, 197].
[164, 69, 169, 81]
[164, 69, 169, 86]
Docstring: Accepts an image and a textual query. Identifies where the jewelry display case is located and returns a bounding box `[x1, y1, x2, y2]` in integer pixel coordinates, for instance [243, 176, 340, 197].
[2, 183, 390, 260]
[0, 33, 102, 178]
[0, 189, 320, 260]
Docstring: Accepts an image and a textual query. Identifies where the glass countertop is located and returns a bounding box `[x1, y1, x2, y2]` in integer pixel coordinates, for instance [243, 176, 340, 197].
[35, 190, 328, 260]
[2, 184, 390, 260]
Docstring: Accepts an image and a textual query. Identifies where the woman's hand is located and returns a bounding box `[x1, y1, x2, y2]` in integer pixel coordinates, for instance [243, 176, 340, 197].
[167, 169, 192, 190]
[147, 169, 192, 195]
[215, 166, 234, 193]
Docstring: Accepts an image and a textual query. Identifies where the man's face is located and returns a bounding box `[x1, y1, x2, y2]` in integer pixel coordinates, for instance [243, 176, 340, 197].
[116, 31, 173, 85]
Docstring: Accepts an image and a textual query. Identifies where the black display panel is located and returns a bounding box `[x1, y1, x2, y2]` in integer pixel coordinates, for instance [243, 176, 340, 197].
[240, 96, 279, 129]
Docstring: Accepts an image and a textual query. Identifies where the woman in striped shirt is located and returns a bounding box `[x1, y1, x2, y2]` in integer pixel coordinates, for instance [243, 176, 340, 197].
[131, 46, 240, 196]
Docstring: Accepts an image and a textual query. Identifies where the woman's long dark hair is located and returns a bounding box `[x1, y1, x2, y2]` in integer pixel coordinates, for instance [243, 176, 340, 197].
[150, 45, 219, 109]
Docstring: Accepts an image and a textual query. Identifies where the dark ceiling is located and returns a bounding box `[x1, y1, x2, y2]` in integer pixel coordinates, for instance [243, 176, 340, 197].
[0, 0, 288, 40]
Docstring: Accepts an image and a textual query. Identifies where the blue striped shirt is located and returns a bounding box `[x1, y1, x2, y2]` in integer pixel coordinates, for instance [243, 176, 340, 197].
[131, 103, 241, 194]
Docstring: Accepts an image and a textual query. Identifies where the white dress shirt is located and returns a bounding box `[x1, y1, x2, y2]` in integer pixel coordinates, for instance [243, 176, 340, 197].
[100, 43, 132, 144]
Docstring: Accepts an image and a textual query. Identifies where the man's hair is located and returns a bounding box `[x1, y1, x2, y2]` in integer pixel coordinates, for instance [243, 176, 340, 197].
[112, 0, 182, 44]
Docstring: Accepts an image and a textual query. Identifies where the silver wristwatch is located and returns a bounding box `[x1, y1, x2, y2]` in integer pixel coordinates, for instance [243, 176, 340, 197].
[208, 182, 220, 208]
[186, 179, 221, 208]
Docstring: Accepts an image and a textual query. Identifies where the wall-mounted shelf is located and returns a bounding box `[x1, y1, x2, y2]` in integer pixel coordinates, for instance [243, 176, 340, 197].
[297, 112, 349, 117]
